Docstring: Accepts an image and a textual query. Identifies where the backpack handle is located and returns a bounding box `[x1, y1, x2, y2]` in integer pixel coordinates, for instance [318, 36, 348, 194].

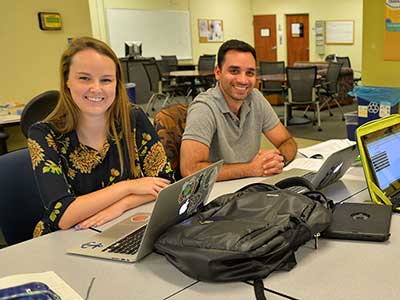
[275, 176, 315, 191]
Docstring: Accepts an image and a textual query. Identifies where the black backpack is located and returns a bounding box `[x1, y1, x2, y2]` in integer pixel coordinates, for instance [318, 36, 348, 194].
[155, 178, 333, 300]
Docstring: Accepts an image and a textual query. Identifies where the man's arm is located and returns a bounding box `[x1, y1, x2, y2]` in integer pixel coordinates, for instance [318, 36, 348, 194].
[264, 122, 297, 163]
[180, 140, 282, 181]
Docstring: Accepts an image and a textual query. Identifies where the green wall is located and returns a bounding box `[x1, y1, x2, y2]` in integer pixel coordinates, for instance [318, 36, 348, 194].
[0, 1, 92, 104]
[362, 0, 400, 87]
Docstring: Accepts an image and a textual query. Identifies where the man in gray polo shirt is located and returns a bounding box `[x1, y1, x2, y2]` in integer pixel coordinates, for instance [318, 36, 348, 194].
[180, 39, 297, 181]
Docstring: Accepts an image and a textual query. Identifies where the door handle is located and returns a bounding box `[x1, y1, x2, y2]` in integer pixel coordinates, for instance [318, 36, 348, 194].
[272, 46, 277, 50]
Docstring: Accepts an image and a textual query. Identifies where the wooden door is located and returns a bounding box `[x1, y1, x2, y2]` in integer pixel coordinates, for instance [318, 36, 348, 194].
[286, 14, 309, 66]
[253, 15, 277, 63]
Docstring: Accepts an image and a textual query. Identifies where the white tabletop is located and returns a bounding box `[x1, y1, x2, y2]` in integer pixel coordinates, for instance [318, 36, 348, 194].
[1, 164, 388, 300]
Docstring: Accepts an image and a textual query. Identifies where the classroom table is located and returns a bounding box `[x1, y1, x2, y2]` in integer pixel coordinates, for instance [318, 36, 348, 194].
[167, 70, 214, 98]
[2, 164, 392, 300]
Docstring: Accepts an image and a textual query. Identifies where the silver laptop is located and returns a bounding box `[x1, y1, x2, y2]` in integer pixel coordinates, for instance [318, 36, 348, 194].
[68, 161, 222, 263]
[261, 144, 358, 191]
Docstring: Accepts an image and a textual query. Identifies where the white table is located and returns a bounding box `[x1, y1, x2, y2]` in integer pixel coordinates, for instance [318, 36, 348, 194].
[0, 165, 379, 300]
[261, 189, 400, 300]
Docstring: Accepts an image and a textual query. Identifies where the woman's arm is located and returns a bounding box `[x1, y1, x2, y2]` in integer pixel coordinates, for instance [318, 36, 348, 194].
[59, 177, 169, 229]
[75, 193, 155, 229]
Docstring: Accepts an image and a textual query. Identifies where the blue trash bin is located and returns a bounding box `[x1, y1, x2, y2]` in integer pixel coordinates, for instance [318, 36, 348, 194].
[353, 86, 400, 126]
[125, 82, 136, 104]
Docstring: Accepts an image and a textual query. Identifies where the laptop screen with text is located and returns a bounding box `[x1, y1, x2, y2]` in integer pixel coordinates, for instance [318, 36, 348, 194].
[364, 125, 400, 195]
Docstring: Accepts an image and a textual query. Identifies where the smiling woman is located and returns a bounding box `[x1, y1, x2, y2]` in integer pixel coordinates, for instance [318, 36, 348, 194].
[27, 37, 174, 237]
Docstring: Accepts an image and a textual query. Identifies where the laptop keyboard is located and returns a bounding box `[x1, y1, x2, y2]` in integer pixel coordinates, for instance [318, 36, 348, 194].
[102, 226, 146, 255]
[287, 172, 315, 193]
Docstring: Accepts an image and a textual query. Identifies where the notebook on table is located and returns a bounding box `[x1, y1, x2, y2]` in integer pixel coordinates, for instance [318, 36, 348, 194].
[261, 144, 358, 192]
[322, 202, 392, 242]
[68, 160, 222, 263]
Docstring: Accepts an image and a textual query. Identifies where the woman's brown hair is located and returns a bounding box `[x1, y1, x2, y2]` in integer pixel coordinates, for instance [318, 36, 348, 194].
[46, 36, 139, 177]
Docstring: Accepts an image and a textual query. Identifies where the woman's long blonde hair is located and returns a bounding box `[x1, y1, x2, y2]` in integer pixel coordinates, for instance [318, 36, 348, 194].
[46, 37, 138, 177]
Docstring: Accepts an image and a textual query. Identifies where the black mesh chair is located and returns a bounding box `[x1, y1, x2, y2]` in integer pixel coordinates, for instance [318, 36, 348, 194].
[259, 61, 285, 96]
[336, 56, 361, 85]
[317, 62, 345, 121]
[336, 56, 351, 68]
[161, 55, 178, 72]
[143, 62, 173, 114]
[0, 131, 9, 155]
[0, 148, 44, 246]
[20, 90, 59, 138]
[196, 55, 216, 92]
[286, 66, 321, 131]
[325, 54, 336, 62]
[127, 59, 153, 105]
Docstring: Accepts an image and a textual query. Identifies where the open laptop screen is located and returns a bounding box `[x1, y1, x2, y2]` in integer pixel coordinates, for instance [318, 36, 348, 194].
[363, 124, 400, 195]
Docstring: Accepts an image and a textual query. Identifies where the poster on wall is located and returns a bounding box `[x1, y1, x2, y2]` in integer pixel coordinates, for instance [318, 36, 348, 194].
[198, 19, 224, 43]
[384, 0, 400, 60]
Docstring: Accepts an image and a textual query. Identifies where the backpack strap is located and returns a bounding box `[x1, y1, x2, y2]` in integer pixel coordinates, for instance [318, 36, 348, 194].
[275, 176, 316, 191]
[253, 279, 267, 300]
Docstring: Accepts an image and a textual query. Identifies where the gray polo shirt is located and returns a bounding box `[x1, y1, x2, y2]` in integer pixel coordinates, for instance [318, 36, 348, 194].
[182, 85, 280, 163]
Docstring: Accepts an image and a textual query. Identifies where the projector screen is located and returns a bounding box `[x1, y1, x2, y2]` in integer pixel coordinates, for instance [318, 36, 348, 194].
[106, 8, 192, 59]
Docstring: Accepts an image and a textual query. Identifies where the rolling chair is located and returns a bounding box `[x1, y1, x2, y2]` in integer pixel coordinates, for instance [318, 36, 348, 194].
[154, 103, 188, 180]
[143, 62, 173, 114]
[161, 55, 178, 72]
[196, 55, 216, 92]
[336, 56, 361, 85]
[317, 62, 345, 121]
[0, 131, 9, 155]
[20, 90, 59, 138]
[259, 61, 286, 99]
[0, 148, 44, 246]
[285, 66, 322, 131]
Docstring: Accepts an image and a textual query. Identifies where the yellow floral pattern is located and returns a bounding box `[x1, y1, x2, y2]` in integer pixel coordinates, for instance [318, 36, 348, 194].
[69, 146, 102, 174]
[28, 107, 174, 236]
[143, 142, 168, 176]
[27, 138, 45, 169]
[33, 221, 45, 238]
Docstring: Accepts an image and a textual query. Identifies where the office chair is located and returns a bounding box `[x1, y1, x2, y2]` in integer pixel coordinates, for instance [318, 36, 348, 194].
[0, 148, 44, 246]
[259, 61, 285, 97]
[20, 90, 59, 138]
[0, 131, 9, 155]
[196, 55, 216, 92]
[127, 59, 153, 105]
[324, 54, 336, 62]
[336, 56, 361, 85]
[286, 66, 322, 131]
[143, 62, 173, 114]
[154, 103, 188, 180]
[161, 55, 178, 72]
[317, 62, 345, 121]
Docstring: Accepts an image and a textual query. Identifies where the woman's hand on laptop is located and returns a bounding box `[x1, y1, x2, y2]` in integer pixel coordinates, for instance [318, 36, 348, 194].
[75, 194, 155, 229]
[129, 177, 170, 198]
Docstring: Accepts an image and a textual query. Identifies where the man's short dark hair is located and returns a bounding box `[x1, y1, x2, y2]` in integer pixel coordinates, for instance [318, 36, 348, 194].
[217, 39, 257, 68]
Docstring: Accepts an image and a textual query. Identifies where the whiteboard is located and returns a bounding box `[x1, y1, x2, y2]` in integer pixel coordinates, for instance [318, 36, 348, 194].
[325, 20, 354, 44]
[106, 9, 192, 59]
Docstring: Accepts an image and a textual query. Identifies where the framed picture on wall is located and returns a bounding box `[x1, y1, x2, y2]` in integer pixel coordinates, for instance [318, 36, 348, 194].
[198, 19, 224, 43]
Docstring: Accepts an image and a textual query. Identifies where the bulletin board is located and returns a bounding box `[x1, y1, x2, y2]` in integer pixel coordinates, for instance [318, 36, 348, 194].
[384, 1, 400, 60]
[325, 20, 354, 45]
[198, 19, 224, 43]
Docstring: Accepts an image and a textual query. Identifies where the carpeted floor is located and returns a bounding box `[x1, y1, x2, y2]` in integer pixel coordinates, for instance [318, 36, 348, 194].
[272, 101, 358, 141]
